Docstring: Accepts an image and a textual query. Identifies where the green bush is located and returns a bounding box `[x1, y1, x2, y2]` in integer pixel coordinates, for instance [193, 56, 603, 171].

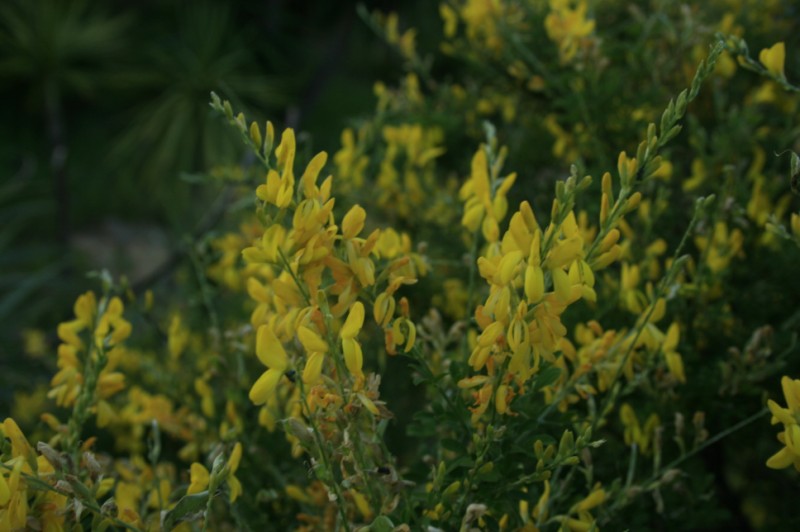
[2, 1, 800, 530]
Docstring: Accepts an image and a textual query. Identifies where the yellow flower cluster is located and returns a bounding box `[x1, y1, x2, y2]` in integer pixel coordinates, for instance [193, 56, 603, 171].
[237, 116, 427, 516]
[243, 124, 423, 400]
[334, 122, 453, 225]
[444, 0, 509, 54]
[52, 292, 130, 428]
[455, 135, 695, 427]
[188, 443, 243, 502]
[544, 0, 597, 65]
[1, 419, 67, 530]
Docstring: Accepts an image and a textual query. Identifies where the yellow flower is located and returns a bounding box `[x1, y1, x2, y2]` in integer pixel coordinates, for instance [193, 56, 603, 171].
[759, 42, 786, 79]
[21, 328, 47, 358]
[297, 325, 329, 353]
[469, 321, 503, 371]
[791, 213, 800, 239]
[350, 487, 373, 519]
[373, 292, 396, 327]
[460, 147, 516, 243]
[383, 12, 417, 61]
[187, 443, 243, 502]
[334, 128, 368, 191]
[342, 205, 367, 240]
[256, 129, 296, 208]
[694, 222, 744, 274]
[341, 301, 365, 340]
[386, 316, 416, 355]
[168, 315, 190, 359]
[552, 483, 606, 531]
[302, 351, 325, 385]
[544, 0, 596, 64]
[619, 403, 661, 453]
[571, 485, 606, 513]
[341, 302, 367, 385]
[299, 151, 329, 200]
[227, 443, 243, 502]
[766, 376, 800, 470]
[3, 417, 35, 463]
[459, 0, 505, 53]
[249, 326, 289, 405]
[662, 322, 686, 384]
[94, 296, 132, 346]
[440, 4, 458, 38]
[343, 337, 364, 384]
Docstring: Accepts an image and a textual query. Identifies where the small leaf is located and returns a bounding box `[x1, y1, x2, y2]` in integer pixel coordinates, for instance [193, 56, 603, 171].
[161, 492, 209, 531]
[365, 515, 395, 532]
[65, 475, 94, 502]
[662, 124, 682, 143]
[533, 366, 562, 390]
[790, 151, 800, 195]
[446, 455, 474, 472]
[91, 513, 113, 532]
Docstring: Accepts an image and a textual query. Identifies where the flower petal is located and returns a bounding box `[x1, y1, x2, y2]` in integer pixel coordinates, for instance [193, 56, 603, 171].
[256, 326, 288, 371]
[249, 368, 283, 405]
[759, 42, 786, 78]
[298, 326, 328, 353]
[766, 446, 794, 469]
[343, 338, 364, 379]
[188, 463, 210, 494]
[341, 302, 365, 340]
[781, 376, 800, 412]
[228, 442, 243, 473]
[302, 352, 325, 384]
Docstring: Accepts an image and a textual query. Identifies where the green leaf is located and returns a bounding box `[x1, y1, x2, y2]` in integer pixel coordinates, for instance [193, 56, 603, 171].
[65, 475, 94, 502]
[91, 513, 113, 532]
[161, 492, 209, 531]
[364, 515, 395, 532]
[446, 455, 474, 473]
[533, 366, 562, 390]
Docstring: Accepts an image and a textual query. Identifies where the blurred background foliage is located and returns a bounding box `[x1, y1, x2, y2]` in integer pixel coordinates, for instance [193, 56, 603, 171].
[0, 0, 434, 407]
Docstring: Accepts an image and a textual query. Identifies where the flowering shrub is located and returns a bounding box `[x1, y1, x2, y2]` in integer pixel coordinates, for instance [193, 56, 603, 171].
[3, 2, 800, 530]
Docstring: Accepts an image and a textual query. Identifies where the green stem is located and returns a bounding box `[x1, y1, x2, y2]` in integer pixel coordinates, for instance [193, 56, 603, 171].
[277, 247, 312, 306]
[189, 243, 221, 347]
[319, 298, 386, 514]
[4, 464, 144, 532]
[611, 408, 769, 514]
[587, 200, 704, 435]
[657, 408, 768, 477]
[462, 227, 482, 363]
[296, 379, 352, 532]
[64, 297, 109, 461]
[201, 491, 214, 532]
[454, 435, 491, 529]
[584, 188, 630, 264]
[408, 345, 471, 434]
